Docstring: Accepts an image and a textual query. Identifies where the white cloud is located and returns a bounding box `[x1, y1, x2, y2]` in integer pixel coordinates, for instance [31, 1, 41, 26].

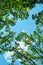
[17, 41, 25, 49]
[23, 45, 29, 51]
[4, 51, 14, 62]
[4, 41, 29, 62]
[17, 59, 22, 62]
[17, 41, 29, 52]
[22, 30, 27, 32]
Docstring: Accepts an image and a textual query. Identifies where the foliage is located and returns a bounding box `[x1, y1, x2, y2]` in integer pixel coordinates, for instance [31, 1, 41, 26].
[0, 0, 43, 65]
[32, 11, 43, 25]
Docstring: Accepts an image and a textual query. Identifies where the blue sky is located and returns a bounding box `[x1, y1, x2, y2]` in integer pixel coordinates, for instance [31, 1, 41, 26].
[11, 4, 43, 35]
[0, 4, 43, 65]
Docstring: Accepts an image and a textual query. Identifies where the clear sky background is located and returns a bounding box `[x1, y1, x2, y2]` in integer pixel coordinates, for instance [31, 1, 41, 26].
[0, 4, 43, 65]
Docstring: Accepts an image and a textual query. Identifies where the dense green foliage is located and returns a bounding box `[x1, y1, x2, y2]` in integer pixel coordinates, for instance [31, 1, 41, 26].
[0, 0, 43, 65]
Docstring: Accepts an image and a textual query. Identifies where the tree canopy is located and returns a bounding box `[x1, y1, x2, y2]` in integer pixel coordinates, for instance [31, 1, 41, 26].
[0, 0, 43, 65]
